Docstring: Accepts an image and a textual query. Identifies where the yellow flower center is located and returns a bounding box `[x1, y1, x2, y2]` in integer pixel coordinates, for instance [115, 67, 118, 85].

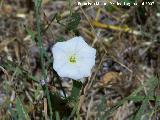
[68, 55, 77, 64]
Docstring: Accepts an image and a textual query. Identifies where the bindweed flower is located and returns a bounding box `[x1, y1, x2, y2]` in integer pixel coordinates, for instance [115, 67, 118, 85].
[52, 36, 96, 80]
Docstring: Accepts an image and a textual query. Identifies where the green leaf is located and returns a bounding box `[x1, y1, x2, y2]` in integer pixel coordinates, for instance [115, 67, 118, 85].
[10, 109, 18, 119]
[156, 96, 160, 107]
[25, 27, 35, 42]
[55, 111, 60, 120]
[133, 98, 148, 120]
[16, 97, 30, 120]
[34, 84, 42, 99]
[147, 77, 158, 97]
[105, 4, 116, 12]
[56, 36, 65, 42]
[97, 96, 107, 119]
[66, 13, 81, 31]
[70, 80, 82, 102]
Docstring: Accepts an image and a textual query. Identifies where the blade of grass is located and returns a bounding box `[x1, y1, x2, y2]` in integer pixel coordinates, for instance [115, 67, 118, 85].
[69, 80, 82, 119]
[34, 0, 53, 119]
[55, 111, 60, 120]
[25, 27, 35, 42]
[34, 0, 45, 77]
[102, 76, 159, 119]
[68, 0, 72, 16]
[16, 97, 30, 120]
[133, 98, 148, 120]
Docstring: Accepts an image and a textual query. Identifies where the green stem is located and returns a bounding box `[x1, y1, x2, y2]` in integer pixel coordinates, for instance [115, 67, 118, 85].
[35, 0, 46, 77]
[68, 0, 72, 15]
[35, 0, 53, 119]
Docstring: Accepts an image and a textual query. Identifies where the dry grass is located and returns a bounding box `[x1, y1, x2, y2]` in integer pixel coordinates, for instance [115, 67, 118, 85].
[0, 0, 160, 119]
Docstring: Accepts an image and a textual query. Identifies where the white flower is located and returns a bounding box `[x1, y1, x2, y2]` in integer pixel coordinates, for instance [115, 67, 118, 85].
[52, 36, 96, 80]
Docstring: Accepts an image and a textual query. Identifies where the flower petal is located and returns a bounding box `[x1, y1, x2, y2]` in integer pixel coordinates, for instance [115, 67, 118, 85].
[57, 64, 82, 80]
[53, 37, 81, 55]
[76, 57, 95, 77]
[52, 44, 68, 70]
[77, 46, 96, 59]
[52, 45, 67, 61]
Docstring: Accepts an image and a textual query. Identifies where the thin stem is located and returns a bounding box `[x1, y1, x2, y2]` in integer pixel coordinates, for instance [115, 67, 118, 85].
[68, 0, 72, 15]
[35, 0, 53, 119]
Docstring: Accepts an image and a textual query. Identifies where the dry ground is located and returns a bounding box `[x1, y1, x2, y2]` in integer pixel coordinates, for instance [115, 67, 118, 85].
[0, 0, 160, 119]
